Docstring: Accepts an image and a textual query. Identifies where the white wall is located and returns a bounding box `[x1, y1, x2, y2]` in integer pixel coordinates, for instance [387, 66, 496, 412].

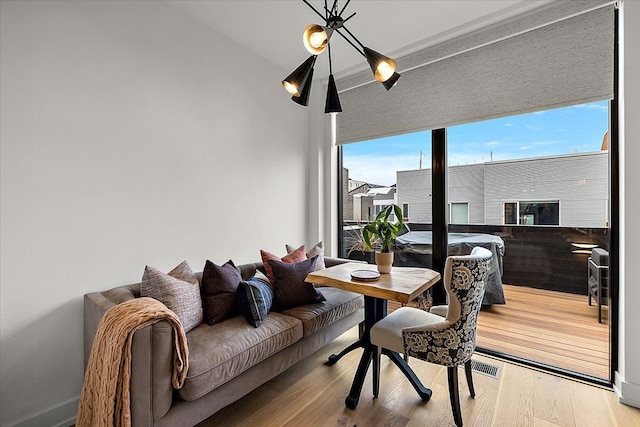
[0, 1, 310, 426]
[615, 0, 640, 408]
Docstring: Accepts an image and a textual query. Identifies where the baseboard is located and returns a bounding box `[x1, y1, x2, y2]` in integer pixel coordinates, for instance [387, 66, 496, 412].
[614, 372, 640, 409]
[7, 396, 78, 427]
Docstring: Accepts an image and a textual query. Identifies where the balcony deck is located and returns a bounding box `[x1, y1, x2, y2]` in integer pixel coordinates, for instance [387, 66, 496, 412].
[477, 284, 609, 379]
[390, 284, 609, 380]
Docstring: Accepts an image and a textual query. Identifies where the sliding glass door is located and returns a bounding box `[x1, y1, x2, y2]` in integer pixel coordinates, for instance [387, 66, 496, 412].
[339, 101, 612, 382]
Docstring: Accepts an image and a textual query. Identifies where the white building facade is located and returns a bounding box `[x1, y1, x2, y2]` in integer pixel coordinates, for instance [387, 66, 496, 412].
[397, 151, 608, 228]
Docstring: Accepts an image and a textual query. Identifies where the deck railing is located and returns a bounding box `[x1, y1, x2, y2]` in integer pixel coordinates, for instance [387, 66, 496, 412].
[342, 222, 609, 295]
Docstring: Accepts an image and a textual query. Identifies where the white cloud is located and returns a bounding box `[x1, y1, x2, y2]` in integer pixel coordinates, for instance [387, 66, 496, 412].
[344, 153, 425, 186]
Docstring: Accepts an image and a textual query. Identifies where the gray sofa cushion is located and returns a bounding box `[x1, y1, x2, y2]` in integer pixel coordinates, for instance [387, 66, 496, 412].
[281, 288, 364, 337]
[178, 313, 303, 401]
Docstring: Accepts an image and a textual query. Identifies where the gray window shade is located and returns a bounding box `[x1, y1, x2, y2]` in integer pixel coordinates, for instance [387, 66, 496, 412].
[336, 1, 615, 145]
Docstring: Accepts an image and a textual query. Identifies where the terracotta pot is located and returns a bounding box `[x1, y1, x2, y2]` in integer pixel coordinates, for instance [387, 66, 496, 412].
[375, 252, 394, 274]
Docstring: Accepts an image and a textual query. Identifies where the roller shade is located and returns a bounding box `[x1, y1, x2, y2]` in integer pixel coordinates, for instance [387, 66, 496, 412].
[336, 1, 615, 144]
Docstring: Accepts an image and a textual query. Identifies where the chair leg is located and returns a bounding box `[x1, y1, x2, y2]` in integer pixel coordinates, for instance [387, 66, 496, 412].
[464, 360, 475, 398]
[447, 367, 464, 427]
[373, 345, 381, 398]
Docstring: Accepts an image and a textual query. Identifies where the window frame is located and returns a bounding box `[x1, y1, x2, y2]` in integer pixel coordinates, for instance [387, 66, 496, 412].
[502, 200, 561, 226]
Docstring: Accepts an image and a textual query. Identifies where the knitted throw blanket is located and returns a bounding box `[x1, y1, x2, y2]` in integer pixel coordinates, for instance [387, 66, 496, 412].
[77, 297, 189, 427]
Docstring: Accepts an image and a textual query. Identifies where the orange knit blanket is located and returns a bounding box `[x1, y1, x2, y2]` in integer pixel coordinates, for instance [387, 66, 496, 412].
[77, 297, 189, 427]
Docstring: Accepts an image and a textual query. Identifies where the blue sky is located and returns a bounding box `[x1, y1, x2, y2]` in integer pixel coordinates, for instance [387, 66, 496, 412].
[343, 101, 609, 186]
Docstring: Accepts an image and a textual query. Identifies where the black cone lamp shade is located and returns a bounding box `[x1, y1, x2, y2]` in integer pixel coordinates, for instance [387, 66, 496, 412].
[286, 1, 400, 112]
[363, 47, 398, 83]
[292, 68, 314, 106]
[382, 71, 401, 91]
[324, 74, 342, 113]
[303, 24, 333, 55]
[282, 55, 317, 97]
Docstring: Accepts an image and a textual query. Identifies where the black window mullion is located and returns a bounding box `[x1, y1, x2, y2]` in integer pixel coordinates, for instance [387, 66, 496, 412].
[432, 128, 448, 305]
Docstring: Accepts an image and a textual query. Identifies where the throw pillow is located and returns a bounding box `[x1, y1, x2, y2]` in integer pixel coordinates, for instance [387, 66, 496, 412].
[286, 241, 325, 271]
[268, 256, 325, 311]
[141, 261, 203, 333]
[236, 275, 273, 327]
[201, 260, 242, 325]
[260, 245, 307, 285]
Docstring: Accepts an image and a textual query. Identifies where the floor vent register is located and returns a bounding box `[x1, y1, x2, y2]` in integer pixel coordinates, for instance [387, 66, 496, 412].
[466, 359, 501, 379]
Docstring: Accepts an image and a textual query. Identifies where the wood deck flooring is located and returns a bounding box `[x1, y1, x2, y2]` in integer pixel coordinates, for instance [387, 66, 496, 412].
[476, 284, 609, 379]
[391, 284, 610, 380]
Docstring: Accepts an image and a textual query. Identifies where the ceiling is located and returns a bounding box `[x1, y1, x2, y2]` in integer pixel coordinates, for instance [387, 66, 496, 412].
[165, 0, 550, 80]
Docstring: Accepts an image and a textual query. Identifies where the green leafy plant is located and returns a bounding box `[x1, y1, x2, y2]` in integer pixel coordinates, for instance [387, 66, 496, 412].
[346, 220, 374, 256]
[362, 204, 406, 253]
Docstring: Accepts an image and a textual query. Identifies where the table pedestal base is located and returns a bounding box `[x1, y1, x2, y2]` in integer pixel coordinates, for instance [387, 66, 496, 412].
[328, 296, 433, 409]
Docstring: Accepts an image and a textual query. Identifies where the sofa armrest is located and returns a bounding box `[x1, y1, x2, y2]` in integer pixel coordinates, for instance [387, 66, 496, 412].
[130, 321, 174, 425]
[84, 290, 174, 425]
[84, 292, 117, 369]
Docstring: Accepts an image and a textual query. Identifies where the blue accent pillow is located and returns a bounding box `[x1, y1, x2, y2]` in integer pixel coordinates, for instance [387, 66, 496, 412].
[236, 275, 273, 327]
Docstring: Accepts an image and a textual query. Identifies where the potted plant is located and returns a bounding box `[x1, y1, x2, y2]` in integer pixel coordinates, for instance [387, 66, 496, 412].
[362, 204, 406, 273]
[346, 223, 376, 264]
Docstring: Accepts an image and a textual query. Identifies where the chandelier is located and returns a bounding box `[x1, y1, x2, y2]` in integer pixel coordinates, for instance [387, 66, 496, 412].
[282, 0, 401, 113]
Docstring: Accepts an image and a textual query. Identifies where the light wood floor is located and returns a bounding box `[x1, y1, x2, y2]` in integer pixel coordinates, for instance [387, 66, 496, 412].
[198, 326, 639, 427]
[476, 285, 609, 379]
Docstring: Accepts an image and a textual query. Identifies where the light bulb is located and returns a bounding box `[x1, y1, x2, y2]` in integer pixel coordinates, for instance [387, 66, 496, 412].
[303, 24, 329, 54]
[283, 81, 299, 97]
[376, 61, 395, 82]
[309, 31, 326, 48]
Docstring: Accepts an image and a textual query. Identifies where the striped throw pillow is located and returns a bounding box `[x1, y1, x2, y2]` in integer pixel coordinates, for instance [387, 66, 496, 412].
[236, 275, 273, 327]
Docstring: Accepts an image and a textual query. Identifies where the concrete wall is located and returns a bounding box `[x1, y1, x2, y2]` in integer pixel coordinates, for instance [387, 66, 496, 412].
[0, 1, 310, 426]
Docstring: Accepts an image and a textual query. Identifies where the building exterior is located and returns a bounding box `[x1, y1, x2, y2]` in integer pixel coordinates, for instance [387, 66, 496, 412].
[352, 186, 396, 221]
[397, 151, 608, 228]
[343, 167, 394, 221]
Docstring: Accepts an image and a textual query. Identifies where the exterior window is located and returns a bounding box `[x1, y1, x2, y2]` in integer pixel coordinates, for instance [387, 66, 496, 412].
[402, 203, 409, 221]
[449, 202, 469, 224]
[503, 201, 560, 225]
[504, 202, 518, 224]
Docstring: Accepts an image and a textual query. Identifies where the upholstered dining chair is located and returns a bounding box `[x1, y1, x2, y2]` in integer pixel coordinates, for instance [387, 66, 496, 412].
[370, 246, 492, 427]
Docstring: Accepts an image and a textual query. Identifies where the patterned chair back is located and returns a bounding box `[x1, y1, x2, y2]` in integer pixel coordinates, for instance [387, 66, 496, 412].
[402, 246, 492, 367]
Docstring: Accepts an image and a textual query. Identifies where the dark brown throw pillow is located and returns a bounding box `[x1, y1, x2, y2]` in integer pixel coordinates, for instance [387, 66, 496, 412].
[268, 256, 325, 311]
[201, 260, 242, 325]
